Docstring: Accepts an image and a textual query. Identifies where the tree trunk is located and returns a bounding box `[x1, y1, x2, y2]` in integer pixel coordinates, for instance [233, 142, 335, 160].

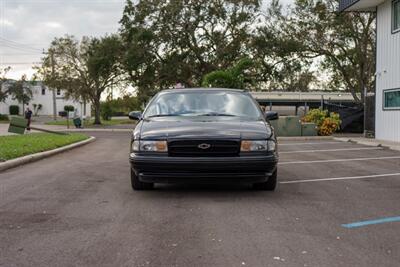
[93, 98, 101, 125]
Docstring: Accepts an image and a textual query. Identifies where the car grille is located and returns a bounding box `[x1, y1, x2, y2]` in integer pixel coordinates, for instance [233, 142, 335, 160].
[168, 140, 240, 157]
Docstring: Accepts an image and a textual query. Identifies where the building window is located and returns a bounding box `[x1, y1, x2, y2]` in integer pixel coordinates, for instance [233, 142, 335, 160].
[57, 89, 61, 95]
[383, 89, 400, 109]
[393, 0, 400, 33]
[41, 87, 45, 95]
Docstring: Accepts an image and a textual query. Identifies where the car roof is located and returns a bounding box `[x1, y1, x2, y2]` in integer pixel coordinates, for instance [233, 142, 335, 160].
[159, 87, 247, 94]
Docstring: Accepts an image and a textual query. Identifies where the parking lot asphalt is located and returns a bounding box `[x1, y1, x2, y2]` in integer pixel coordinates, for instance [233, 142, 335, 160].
[1, 132, 400, 267]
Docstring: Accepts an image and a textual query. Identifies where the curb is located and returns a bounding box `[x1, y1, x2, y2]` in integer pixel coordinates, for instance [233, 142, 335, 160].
[0, 136, 96, 172]
[278, 136, 333, 141]
[333, 137, 400, 152]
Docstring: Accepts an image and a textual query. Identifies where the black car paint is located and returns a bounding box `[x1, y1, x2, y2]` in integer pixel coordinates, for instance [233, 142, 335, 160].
[133, 117, 272, 140]
[129, 88, 278, 185]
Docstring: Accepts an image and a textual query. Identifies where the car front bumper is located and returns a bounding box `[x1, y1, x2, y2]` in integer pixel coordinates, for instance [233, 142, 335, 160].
[129, 153, 278, 184]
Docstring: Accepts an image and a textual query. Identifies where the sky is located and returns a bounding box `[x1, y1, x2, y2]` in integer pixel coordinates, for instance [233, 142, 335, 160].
[0, 0, 126, 79]
[0, 0, 293, 80]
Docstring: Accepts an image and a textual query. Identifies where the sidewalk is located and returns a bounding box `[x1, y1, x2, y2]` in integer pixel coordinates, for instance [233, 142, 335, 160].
[0, 123, 132, 136]
[334, 136, 400, 151]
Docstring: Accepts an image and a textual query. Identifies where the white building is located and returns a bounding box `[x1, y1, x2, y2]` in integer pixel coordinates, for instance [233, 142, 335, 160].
[0, 82, 91, 117]
[340, 0, 400, 143]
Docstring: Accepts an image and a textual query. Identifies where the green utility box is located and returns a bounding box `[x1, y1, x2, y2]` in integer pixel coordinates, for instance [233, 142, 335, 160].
[269, 116, 318, 137]
[301, 123, 318, 136]
[8, 116, 28, 135]
[282, 116, 301, 136]
[270, 118, 287, 136]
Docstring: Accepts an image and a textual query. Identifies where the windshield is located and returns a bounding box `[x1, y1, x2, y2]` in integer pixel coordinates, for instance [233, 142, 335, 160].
[143, 91, 262, 119]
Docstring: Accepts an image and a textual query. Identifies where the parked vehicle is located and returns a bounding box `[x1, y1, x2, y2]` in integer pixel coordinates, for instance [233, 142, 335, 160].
[128, 88, 279, 190]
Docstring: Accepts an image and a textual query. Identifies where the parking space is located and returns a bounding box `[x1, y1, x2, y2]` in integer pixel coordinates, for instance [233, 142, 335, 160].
[278, 140, 400, 181]
[1, 133, 400, 266]
[277, 139, 400, 265]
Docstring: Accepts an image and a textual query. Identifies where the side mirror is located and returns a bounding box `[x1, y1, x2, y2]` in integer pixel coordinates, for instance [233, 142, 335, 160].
[128, 111, 142, 120]
[265, 111, 279, 121]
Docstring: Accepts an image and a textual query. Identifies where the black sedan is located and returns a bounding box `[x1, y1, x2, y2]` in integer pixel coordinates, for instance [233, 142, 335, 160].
[128, 88, 279, 190]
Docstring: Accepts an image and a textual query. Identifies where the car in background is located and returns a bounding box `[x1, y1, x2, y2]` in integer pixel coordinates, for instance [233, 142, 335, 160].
[128, 88, 279, 190]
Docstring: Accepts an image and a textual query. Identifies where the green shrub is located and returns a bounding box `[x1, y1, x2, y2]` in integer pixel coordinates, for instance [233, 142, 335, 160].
[201, 58, 253, 89]
[302, 109, 341, 136]
[319, 117, 340, 136]
[302, 109, 328, 127]
[9, 105, 19, 115]
[64, 105, 75, 112]
[0, 114, 9, 121]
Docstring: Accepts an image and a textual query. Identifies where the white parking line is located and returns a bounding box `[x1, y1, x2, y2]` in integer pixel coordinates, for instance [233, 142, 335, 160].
[280, 147, 382, 154]
[279, 141, 343, 146]
[280, 173, 400, 184]
[279, 156, 400, 165]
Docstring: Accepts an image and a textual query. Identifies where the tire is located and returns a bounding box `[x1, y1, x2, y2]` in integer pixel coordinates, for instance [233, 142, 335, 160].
[131, 168, 154, 190]
[253, 169, 277, 191]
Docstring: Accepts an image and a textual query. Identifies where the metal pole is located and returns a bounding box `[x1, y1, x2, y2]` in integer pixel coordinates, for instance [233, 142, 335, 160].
[50, 49, 57, 121]
[363, 87, 367, 138]
[320, 94, 324, 109]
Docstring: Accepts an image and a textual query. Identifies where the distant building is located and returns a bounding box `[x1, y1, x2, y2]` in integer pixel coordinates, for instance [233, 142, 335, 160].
[0, 81, 91, 117]
[340, 0, 400, 142]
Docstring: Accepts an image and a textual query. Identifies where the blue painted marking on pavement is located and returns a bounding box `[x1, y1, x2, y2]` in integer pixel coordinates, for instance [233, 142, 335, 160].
[342, 216, 400, 228]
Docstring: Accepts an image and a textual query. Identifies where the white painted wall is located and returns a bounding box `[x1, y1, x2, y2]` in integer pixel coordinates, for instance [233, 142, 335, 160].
[0, 84, 91, 117]
[376, 0, 400, 142]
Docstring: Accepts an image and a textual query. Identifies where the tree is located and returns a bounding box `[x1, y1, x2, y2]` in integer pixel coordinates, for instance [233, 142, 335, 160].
[7, 74, 33, 111]
[201, 58, 254, 89]
[0, 67, 11, 102]
[119, 0, 260, 102]
[251, 1, 317, 92]
[36, 35, 124, 124]
[261, 0, 375, 101]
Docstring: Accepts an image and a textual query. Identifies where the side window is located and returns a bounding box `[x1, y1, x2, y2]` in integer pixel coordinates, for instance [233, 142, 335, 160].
[57, 89, 61, 95]
[383, 89, 400, 110]
[393, 0, 400, 33]
[41, 87, 45, 95]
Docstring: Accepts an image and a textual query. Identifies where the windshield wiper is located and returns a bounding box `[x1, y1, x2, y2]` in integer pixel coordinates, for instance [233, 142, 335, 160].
[197, 112, 237, 117]
[146, 114, 180, 118]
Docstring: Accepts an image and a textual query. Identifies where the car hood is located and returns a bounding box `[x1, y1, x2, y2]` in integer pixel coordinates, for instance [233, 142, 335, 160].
[138, 117, 270, 140]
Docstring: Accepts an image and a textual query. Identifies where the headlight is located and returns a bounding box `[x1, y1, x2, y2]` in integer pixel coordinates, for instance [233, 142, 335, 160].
[240, 140, 276, 152]
[267, 140, 276, 151]
[131, 140, 168, 152]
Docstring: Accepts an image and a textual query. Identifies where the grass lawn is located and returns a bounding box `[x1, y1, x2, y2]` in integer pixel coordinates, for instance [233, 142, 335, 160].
[45, 118, 133, 126]
[0, 133, 89, 161]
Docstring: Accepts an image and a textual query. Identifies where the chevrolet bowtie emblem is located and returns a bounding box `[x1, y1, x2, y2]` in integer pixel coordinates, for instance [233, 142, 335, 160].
[198, 143, 211, 149]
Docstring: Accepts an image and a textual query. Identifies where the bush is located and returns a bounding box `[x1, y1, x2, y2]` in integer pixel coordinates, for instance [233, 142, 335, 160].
[302, 109, 327, 127]
[320, 117, 340, 136]
[9, 105, 19, 115]
[112, 111, 128, 117]
[201, 58, 253, 89]
[101, 102, 113, 121]
[302, 109, 341, 136]
[64, 105, 75, 112]
[0, 114, 9, 121]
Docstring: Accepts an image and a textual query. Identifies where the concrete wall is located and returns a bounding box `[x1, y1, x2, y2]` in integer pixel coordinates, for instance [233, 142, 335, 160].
[375, 0, 400, 142]
[0, 84, 91, 117]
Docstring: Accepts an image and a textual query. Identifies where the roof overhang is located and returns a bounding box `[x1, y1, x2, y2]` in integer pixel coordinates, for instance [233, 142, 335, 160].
[339, 0, 384, 12]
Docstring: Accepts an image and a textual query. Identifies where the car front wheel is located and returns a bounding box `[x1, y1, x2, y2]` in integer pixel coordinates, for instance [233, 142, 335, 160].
[253, 169, 277, 191]
[131, 168, 154, 190]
